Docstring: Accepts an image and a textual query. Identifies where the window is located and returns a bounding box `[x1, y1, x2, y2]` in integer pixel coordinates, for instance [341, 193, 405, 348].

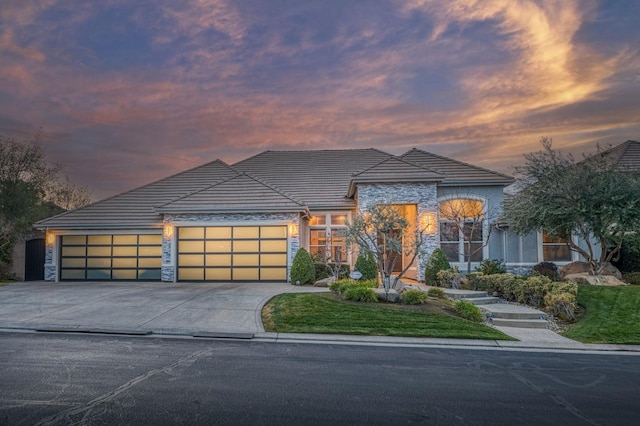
[542, 230, 571, 262]
[439, 198, 485, 263]
[308, 212, 348, 262]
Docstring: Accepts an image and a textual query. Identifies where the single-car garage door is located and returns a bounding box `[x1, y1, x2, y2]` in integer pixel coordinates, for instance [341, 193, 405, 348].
[177, 226, 288, 281]
[60, 234, 162, 281]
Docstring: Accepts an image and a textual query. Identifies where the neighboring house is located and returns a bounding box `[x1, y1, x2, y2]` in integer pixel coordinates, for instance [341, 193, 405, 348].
[34, 141, 637, 283]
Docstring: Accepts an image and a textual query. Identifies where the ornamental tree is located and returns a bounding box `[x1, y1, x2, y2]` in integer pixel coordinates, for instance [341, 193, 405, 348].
[345, 203, 428, 293]
[504, 137, 640, 275]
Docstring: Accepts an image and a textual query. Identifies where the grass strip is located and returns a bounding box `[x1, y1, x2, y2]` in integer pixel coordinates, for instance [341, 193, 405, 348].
[263, 293, 514, 340]
[563, 285, 640, 344]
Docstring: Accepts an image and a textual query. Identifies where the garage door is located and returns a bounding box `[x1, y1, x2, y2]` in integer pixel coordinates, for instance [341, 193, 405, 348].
[177, 226, 288, 281]
[60, 234, 162, 280]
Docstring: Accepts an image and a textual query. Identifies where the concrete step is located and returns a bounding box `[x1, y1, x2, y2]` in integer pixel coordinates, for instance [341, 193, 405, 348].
[490, 318, 548, 329]
[465, 296, 500, 305]
[487, 311, 546, 320]
[442, 290, 489, 300]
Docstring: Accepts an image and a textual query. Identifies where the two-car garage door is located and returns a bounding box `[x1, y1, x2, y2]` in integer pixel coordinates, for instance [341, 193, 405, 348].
[59, 225, 289, 282]
[177, 226, 288, 281]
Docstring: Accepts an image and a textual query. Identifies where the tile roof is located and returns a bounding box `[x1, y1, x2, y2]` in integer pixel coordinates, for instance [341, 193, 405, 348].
[400, 148, 514, 186]
[35, 160, 238, 229]
[598, 140, 640, 172]
[156, 173, 308, 214]
[232, 148, 392, 209]
[347, 156, 445, 196]
[36, 146, 516, 229]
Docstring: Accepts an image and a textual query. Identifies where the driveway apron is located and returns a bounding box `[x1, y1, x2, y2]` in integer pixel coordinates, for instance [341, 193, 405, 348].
[0, 281, 324, 335]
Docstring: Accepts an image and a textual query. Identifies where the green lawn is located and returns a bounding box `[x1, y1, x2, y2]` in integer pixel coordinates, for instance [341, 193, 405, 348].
[262, 293, 515, 340]
[563, 285, 640, 344]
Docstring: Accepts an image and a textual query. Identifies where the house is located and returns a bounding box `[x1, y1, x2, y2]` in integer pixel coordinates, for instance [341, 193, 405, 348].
[37, 143, 637, 283]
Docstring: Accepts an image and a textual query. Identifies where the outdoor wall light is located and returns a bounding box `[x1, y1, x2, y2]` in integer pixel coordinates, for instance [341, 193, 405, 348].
[288, 223, 299, 237]
[163, 224, 174, 238]
[45, 231, 55, 245]
[421, 212, 437, 234]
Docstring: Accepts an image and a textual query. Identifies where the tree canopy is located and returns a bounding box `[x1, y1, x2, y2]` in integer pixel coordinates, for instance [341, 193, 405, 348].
[0, 132, 91, 268]
[504, 137, 640, 275]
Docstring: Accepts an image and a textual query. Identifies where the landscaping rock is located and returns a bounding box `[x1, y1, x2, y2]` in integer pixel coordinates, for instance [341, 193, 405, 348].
[314, 277, 334, 287]
[374, 288, 399, 302]
[560, 261, 622, 279]
[564, 273, 627, 286]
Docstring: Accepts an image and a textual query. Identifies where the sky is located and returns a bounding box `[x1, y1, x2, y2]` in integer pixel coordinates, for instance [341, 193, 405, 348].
[1, 0, 639, 200]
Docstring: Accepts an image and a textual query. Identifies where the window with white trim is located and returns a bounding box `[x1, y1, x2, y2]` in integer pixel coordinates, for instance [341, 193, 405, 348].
[439, 198, 485, 263]
[309, 213, 348, 262]
[542, 230, 572, 262]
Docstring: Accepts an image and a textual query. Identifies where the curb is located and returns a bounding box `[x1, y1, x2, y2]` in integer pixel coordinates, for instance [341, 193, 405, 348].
[3, 325, 639, 354]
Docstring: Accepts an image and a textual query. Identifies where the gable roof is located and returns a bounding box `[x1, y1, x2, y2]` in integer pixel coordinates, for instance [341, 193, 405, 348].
[232, 148, 391, 209]
[35, 160, 239, 229]
[347, 156, 445, 196]
[400, 148, 514, 186]
[598, 140, 640, 172]
[156, 173, 308, 214]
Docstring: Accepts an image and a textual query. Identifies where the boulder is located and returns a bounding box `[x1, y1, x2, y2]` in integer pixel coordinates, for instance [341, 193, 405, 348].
[374, 288, 399, 302]
[314, 277, 334, 287]
[564, 273, 627, 286]
[560, 261, 622, 280]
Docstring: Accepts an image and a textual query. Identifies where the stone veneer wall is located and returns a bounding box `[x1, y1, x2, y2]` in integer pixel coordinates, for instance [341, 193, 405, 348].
[356, 183, 440, 282]
[162, 213, 300, 282]
[44, 239, 56, 281]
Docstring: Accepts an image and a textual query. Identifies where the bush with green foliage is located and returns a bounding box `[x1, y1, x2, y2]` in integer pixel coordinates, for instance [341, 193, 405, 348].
[427, 287, 445, 298]
[354, 251, 378, 280]
[616, 234, 640, 273]
[290, 248, 315, 285]
[475, 259, 506, 275]
[314, 263, 350, 281]
[622, 272, 640, 285]
[343, 286, 378, 303]
[531, 261, 560, 281]
[330, 278, 378, 295]
[435, 268, 460, 289]
[454, 300, 484, 322]
[424, 248, 451, 285]
[470, 273, 577, 318]
[400, 289, 427, 305]
[465, 272, 486, 291]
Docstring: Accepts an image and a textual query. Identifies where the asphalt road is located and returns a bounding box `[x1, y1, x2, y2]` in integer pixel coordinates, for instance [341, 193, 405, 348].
[0, 332, 638, 425]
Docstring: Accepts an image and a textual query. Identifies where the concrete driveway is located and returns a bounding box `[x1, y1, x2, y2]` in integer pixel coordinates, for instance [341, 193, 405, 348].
[0, 281, 325, 336]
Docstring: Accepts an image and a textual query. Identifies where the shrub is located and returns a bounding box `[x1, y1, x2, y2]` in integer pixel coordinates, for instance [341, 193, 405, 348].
[400, 289, 427, 305]
[623, 272, 640, 285]
[475, 259, 506, 275]
[436, 269, 461, 289]
[354, 251, 378, 280]
[424, 248, 451, 285]
[427, 287, 445, 298]
[544, 292, 576, 320]
[343, 286, 378, 303]
[615, 234, 640, 273]
[531, 262, 560, 281]
[514, 275, 552, 308]
[314, 263, 350, 281]
[290, 248, 315, 285]
[465, 272, 486, 291]
[330, 278, 378, 295]
[454, 300, 484, 322]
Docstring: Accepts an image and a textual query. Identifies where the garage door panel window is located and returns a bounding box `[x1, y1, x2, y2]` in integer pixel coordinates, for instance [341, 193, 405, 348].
[60, 234, 162, 281]
[177, 225, 288, 281]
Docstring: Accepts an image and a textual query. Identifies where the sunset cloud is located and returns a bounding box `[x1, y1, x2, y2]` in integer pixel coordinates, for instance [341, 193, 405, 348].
[0, 0, 638, 199]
